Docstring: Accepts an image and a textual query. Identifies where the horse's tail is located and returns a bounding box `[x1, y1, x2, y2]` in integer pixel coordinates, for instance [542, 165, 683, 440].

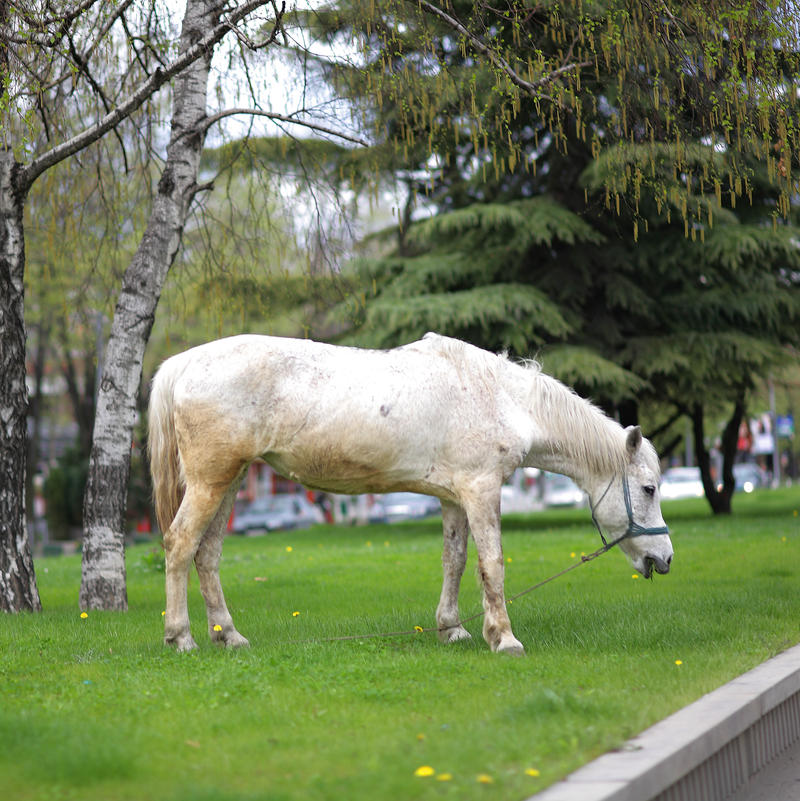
[148, 355, 185, 535]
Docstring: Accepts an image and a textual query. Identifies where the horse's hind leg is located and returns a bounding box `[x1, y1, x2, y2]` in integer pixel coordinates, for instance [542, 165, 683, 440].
[195, 481, 249, 649]
[460, 481, 524, 656]
[164, 482, 229, 652]
[436, 501, 472, 644]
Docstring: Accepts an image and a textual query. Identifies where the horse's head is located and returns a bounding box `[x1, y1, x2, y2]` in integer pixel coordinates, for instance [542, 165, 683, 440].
[590, 426, 673, 579]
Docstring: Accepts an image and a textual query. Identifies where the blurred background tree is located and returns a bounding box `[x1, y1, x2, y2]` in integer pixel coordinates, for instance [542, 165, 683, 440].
[297, 0, 800, 513]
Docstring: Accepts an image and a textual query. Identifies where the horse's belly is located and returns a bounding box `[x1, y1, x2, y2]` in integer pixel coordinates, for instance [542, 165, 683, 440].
[263, 429, 449, 497]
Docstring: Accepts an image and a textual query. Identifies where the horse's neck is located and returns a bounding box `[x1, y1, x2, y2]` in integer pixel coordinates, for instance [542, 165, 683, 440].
[523, 446, 593, 488]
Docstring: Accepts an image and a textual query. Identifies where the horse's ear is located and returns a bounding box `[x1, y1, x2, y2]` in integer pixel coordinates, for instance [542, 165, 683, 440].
[625, 425, 643, 458]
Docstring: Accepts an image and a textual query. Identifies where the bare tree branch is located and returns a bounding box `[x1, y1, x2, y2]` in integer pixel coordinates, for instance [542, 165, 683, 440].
[21, 0, 283, 189]
[225, 0, 286, 50]
[200, 107, 370, 147]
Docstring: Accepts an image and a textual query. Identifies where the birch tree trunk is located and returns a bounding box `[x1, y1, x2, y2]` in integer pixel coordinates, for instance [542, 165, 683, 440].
[0, 151, 41, 612]
[79, 0, 217, 609]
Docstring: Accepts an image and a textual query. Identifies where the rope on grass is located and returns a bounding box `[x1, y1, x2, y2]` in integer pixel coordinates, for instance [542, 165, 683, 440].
[290, 539, 614, 645]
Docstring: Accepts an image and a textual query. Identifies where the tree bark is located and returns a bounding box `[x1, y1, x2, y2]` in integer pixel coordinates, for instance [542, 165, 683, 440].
[690, 398, 745, 516]
[0, 151, 41, 612]
[79, 0, 218, 610]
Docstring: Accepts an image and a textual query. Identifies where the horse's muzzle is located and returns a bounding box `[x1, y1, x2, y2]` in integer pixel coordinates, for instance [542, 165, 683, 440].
[643, 554, 672, 578]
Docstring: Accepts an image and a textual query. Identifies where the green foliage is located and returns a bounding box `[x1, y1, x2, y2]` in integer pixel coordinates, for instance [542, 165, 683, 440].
[343, 283, 572, 352]
[408, 198, 604, 251]
[311, 0, 800, 227]
[316, 0, 799, 423]
[3, 490, 799, 799]
[44, 447, 88, 541]
[538, 345, 647, 402]
[335, 197, 601, 356]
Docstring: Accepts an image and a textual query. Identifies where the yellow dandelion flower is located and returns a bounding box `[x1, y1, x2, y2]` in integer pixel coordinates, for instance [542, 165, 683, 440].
[414, 625, 424, 633]
[675, 659, 683, 666]
[476, 773, 493, 784]
[416, 733, 426, 741]
[414, 765, 435, 778]
[161, 610, 166, 616]
[213, 624, 222, 632]
[80, 612, 88, 619]
[525, 768, 541, 778]
[570, 552, 576, 558]
[292, 611, 300, 617]
[436, 773, 453, 782]
[632, 574, 639, 579]
[506, 557, 512, 563]
[285, 546, 293, 553]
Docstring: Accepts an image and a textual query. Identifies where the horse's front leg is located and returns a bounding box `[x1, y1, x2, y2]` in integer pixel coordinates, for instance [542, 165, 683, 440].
[195, 484, 249, 649]
[436, 501, 472, 644]
[462, 482, 524, 656]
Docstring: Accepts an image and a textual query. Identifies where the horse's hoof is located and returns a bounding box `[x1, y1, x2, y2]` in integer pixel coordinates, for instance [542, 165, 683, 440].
[165, 633, 198, 652]
[438, 625, 472, 644]
[495, 637, 525, 657]
[224, 631, 250, 649]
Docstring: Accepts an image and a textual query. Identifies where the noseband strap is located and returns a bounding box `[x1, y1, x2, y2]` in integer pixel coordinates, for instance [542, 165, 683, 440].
[590, 474, 670, 551]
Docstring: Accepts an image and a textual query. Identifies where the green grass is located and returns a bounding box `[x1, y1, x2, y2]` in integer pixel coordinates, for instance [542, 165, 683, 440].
[2, 488, 799, 801]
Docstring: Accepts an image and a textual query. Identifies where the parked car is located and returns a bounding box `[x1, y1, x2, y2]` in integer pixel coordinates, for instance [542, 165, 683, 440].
[660, 467, 705, 500]
[543, 472, 586, 508]
[732, 463, 770, 493]
[367, 492, 441, 524]
[231, 494, 324, 534]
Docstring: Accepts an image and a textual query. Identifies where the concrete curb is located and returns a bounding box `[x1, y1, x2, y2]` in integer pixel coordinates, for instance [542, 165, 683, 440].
[528, 643, 800, 801]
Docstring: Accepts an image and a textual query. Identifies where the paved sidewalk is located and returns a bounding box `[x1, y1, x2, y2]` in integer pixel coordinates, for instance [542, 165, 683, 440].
[729, 737, 800, 801]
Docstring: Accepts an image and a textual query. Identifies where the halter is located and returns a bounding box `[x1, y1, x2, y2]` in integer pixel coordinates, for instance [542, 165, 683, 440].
[589, 473, 670, 552]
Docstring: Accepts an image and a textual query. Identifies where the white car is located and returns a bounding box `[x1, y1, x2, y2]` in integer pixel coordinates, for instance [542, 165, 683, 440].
[232, 494, 324, 534]
[367, 492, 441, 524]
[660, 467, 705, 500]
[543, 472, 587, 507]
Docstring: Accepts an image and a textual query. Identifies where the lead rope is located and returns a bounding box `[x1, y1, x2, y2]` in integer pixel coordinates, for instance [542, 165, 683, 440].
[291, 519, 622, 645]
[291, 474, 667, 646]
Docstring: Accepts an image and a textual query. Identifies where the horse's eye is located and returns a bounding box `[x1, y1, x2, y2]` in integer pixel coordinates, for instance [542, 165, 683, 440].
[643, 485, 656, 497]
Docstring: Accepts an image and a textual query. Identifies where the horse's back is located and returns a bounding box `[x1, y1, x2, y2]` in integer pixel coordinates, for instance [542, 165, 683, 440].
[162, 334, 533, 497]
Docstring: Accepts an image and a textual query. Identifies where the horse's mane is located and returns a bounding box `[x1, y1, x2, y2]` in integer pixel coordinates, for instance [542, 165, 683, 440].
[527, 368, 662, 478]
[525, 370, 631, 476]
[419, 333, 660, 478]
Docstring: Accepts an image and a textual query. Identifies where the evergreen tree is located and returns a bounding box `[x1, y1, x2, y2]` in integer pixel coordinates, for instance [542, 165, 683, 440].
[314, 0, 800, 514]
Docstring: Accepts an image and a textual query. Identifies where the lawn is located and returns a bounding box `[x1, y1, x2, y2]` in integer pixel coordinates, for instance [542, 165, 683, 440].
[2, 488, 799, 801]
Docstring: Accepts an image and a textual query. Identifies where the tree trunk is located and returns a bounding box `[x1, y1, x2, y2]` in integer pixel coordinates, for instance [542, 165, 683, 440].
[690, 404, 726, 514]
[79, 0, 217, 610]
[0, 150, 42, 612]
[718, 396, 745, 507]
[690, 398, 745, 516]
[617, 399, 639, 428]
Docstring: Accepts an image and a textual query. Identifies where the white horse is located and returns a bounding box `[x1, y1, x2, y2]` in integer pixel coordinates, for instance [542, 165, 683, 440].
[148, 333, 672, 655]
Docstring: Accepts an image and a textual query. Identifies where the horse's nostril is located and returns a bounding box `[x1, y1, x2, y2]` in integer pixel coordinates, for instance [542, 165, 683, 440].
[666, 554, 673, 566]
[644, 555, 671, 576]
